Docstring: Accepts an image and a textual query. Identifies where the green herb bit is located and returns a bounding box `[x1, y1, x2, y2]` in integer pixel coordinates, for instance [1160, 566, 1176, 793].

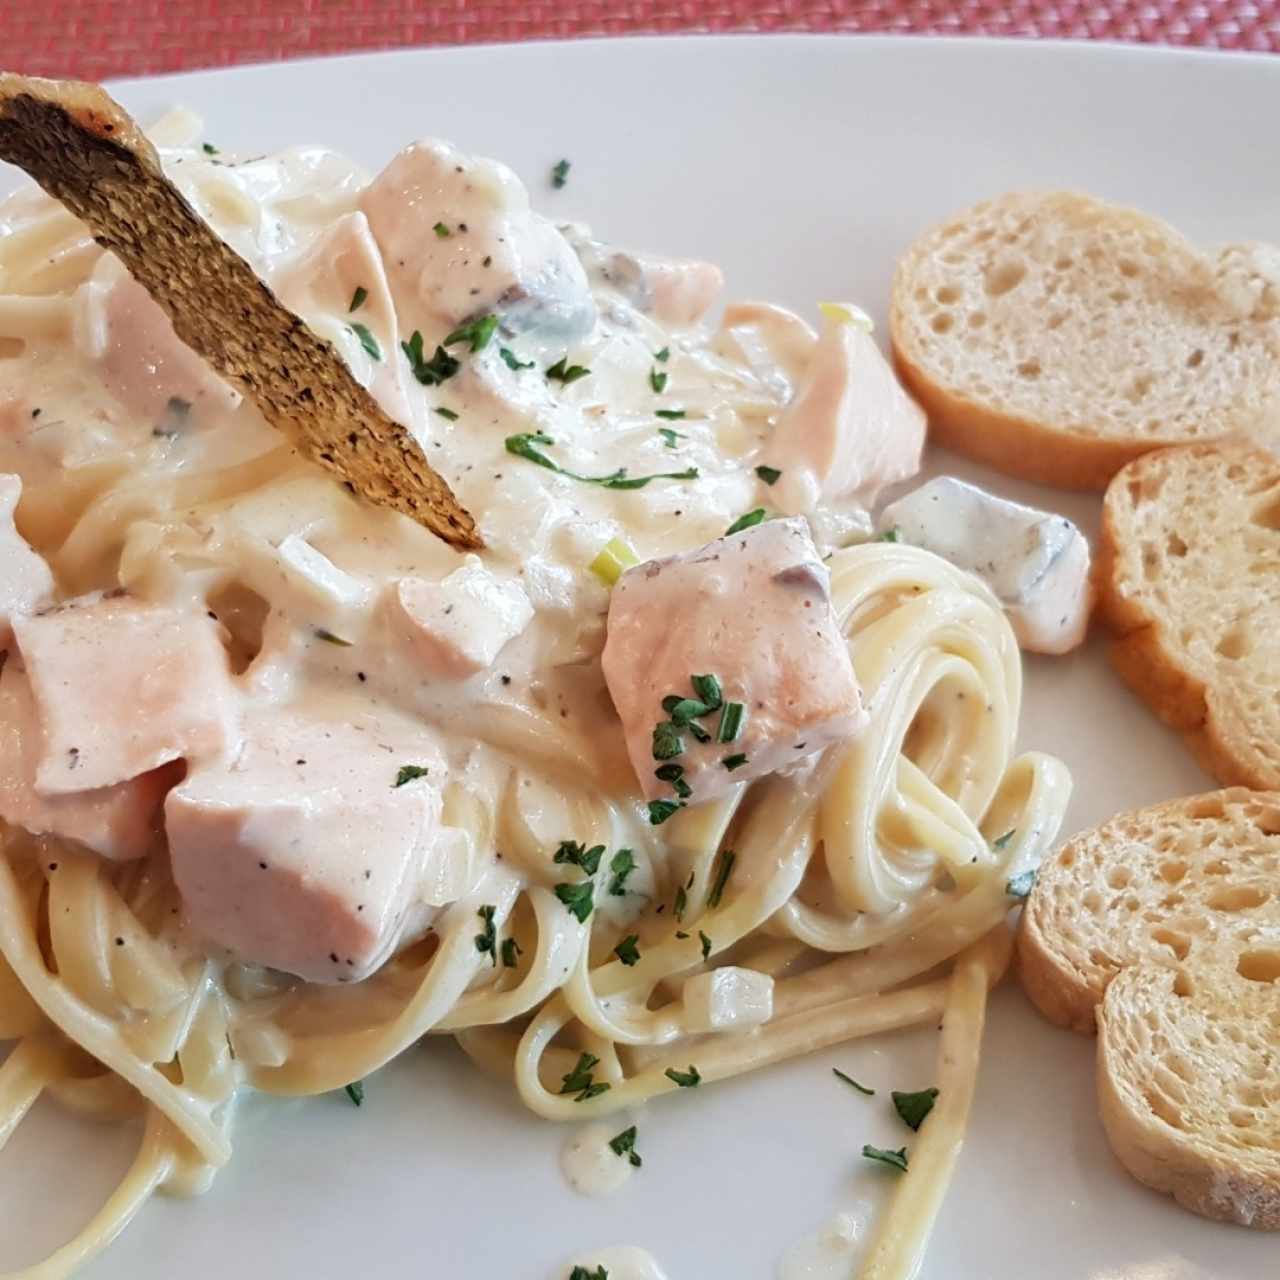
[546, 356, 592, 385]
[500, 346, 535, 370]
[673, 884, 688, 921]
[344, 1080, 364, 1107]
[833, 1068, 875, 1096]
[202, 142, 218, 155]
[708, 849, 736, 908]
[654, 762, 685, 785]
[722, 753, 748, 771]
[717, 701, 745, 743]
[433, 221, 451, 238]
[475, 904, 497, 966]
[862, 1144, 909, 1172]
[657, 427, 682, 448]
[402, 331, 460, 385]
[349, 323, 382, 361]
[992, 829, 1017, 849]
[314, 627, 352, 647]
[443, 313, 498, 353]
[555, 880, 596, 923]
[755, 464, 782, 485]
[664, 1064, 701, 1088]
[435, 406, 459, 421]
[607, 848, 636, 896]
[501, 937, 522, 968]
[608, 1125, 642, 1168]
[648, 799, 685, 826]
[559, 1051, 610, 1101]
[1006, 868, 1036, 900]
[551, 158, 571, 188]
[614, 935, 641, 966]
[649, 367, 669, 393]
[877, 527, 902, 543]
[348, 285, 368, 312]
[505, 433, 698, 491]
[725, 508, 767, 537]
[652, 721, 684, 761]
[687, 721, 711, 743]
[654, 346, 670, 362]
[394, 764, 430, 788]
[892, 1087, 939, 1132]
[655, 409, 686, 421]
[699, 930, 712, 961]
[569, 1268, 607, 1280]
[670, 697, 713, 726]
[554, 841, 605, 875]
[690, 673, 723, 710]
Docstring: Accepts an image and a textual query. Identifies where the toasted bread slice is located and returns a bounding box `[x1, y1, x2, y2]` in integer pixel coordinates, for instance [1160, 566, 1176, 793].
[890, 191, 1280, 490]
[0, 73, 479, 549]
[1018, 789, 1280, 1228]
[1098, 442, 1280, 790]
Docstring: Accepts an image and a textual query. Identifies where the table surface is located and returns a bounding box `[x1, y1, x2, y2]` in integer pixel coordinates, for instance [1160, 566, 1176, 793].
[1, 0, 1277, 82]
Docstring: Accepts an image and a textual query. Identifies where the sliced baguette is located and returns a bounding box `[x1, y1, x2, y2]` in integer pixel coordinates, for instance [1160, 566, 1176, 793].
[1018, 789, 1280, 1229]
[1098, 442, 1280, 791]
[890, 190, 1280, 490]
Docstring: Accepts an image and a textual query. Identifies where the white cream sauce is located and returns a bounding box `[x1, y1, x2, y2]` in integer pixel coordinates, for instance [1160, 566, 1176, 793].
[559, 1121, 637, 1197]
[777, 1201, 874, 1280]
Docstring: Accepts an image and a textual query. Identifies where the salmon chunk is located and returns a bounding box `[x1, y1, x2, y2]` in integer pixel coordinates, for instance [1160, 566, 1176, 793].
[602, 517, 866, 809]
[166, 708, 446, 982]
[13, 595, 241, 795]
[0, 474, 54, 644]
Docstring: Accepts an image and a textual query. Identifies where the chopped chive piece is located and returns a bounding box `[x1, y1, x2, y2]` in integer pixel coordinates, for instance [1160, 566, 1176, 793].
[654, 346, 670, 362]
[475, 904, 497, 966]
[649, 367, 668, 393]
[862, 1144, 908, 1172]
[671, 775, 692, 799]
[608, 1125, 642, 1168]
[394, 764, 429, 787]
[559, 1051, 610, 1101]
[687, 721, 711, 743]
[690, 674, 723, 710]
[546, 356, 591, 385]
[555, 881, 596, 923]
[670, 698, 713, 725]
[652, 722, 685, 761]
[553, 841, 605, 875]
[661, 695, 683, 715]
[499, 345, 535, 370]
[402, 331, 460, 385]
[1006, 869, 1036, 900]
[664, 1064, 701, 1088]
[725, 508, 767, 537]
[834, 1068, 875, 1095]
[433, 221, 451, 238]
[344, 1080, 364, 1106]
[717, 701, 745, 743]
[699, 930, 712, 961]
[551, 158, 571, 188]
[348, 285, 368, 312]
[657, 427, 682, 447]
[607, 848, 636, 896]
[434, 406, 459, 421]
[892, 1087, 939, 1132]
[314, 627, 352, 646]
[721, 752, 748, 771]
[708, 850, 736, 908]
[501, 937, 522, 968]
[591, 537, 640, 586]
[655, 409, 686, 423]
[614, 935, 641, 966]
[755, 464, 782, 485]
[443, 314, 498, 353]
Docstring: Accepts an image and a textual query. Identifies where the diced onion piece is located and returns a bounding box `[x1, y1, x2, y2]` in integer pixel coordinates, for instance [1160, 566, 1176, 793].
[590, 537, 640, 586]
[817, 300, 874, 332]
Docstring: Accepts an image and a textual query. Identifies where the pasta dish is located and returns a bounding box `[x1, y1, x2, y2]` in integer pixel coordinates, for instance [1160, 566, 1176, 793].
[0, 95, 1080, 1279]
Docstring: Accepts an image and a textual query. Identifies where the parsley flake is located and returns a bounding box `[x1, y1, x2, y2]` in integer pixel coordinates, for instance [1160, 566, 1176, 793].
[348, 285, 368, 312]
[569, 1268, 607, 1280]
[344, 1080, 364, 1106]
[649, 367, 668, 394]
[664, 1064, 701, 1089]
[501, 937, 523, 968]
[654, 346, 670, 362]
[892, 1087, 939, 1131]
[554, 841, 605, 875]
[551, 158, 571, 189]
[559, 1051, 610, 1101]
[475, 904, 497, 966]
[699, 930, 712, 961]
[648, 799, 685, 826]
[505, 432, 698, 490]
[725, 508, 767, 537]
[394, 764, 430, 788]
[608, 1125, 642, 1168]
[722, 752, 748, 771]
[708, 850, 736, 908]
[555, 880, 596, 923]
[658, 427, 683, 448]
[202, 142, 218, 155]
[314, 627, 352, 647]
[652, 721, 685, 761]
[500, 346, 535, 370]
[862, 1144, 909, 1172]
[614, 935, 641, 966]
[608, 849, 636, 896]
[443, 314, 498, 353]
[402, 331, 460, 385]
[755, 464, 782, 485]
[673, 883, 688, 921]
[877, 527, 902, 543]
[655, 408, 686, 421]
[349, 322, 381, 361]
[435, 406, 459, 421]
[834, 1068, 875, 1095]
[433, 221, 451, 238]
[546, 356, 592, 385]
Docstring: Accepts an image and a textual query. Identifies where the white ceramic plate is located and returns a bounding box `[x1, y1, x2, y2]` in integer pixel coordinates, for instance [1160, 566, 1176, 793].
[1, 34, 1277, 1280]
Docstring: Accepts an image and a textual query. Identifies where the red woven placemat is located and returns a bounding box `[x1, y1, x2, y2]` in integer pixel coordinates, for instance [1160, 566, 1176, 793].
[3, 0, 1277, 83]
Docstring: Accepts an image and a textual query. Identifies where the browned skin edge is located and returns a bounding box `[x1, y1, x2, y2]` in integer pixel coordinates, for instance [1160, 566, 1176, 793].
[0, 73, 481, 550]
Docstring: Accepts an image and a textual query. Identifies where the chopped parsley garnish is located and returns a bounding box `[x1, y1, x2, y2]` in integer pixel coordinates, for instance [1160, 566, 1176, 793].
[664, 1064, 701, 1089]
[648, 799, 685, 826]
[654, 346, 670, 362]
[505, 432, 698, 490]
[555, 880, 596, 923]
[402, 331, 460, 385]
[569, 1268, 607, 1280]
[500, 346, 535, 371]
[649, 367, 669, 394]
[608, 848, 636, 896]
[725, 508, 767, 537]
[559, 1051, 610, 1101]
[699, 930, 712, 961]
[675, 931, 689, 939]
[394, 764, 430, 788]
[690, 674, 723, 709]
[655, 763, 692, 799]
[877, 527, 902, 543]
[608, 1125, 642, 1168]
[348, 285, 368, 312]
[433, 221, 451, 238]
[551, 158, 571, 189]
[717, 701, 745, 743]
[657, 427, 682, 448]
[349, 322, 381, 361]
[655, 409, 686, 421]
[892, 1087, 939, 1131]
[344, 1080, 364, 1106]
[202, 142, 218, 155]
[755, 464, 782, 485]
[992, 829, 1017, 850]
[435, 406, 459, 421]
[475, 905, 498, 966]
[443, 314, 498, 353]
[501, 937, 522, 968]
[862, 1144, 909, 1172]
[652, 721, 685, 761]
[554, 841, 605, 875]
[1007, 868, 1036, 900]
[722, 753, 748, 771]
[708, 850, 736, 908]
[546, 356, 592, 385]
[614, 935, 641, 966]
[834, 1068, 875, 1095]
[314, 627, 352, 647]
